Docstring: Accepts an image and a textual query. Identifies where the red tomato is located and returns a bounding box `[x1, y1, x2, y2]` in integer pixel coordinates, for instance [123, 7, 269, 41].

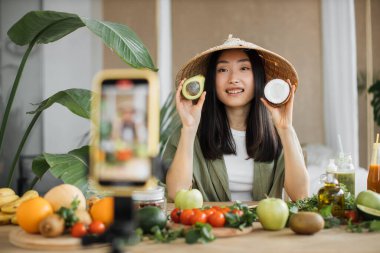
[212, 206, 222, 211]
[345, 210, 358, 222]
[190, 211, 207, 225]
[203, 208, 216, 218]
[88, 221, 106, 235]
[170, 208, 182, 223]
[220, 207, 231, 214]
[180, 209, 195, 225]
[207, 211, 225, 227]
[71, 222, 87, 238]
[116, 149, 133, 161]
[232, 209, 244, 216]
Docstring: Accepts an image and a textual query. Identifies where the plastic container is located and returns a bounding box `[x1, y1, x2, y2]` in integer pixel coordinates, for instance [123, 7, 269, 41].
[132, 186, 166, 212]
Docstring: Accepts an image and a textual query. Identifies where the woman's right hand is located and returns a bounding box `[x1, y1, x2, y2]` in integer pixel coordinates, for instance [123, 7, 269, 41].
[176, 78, 206, 133]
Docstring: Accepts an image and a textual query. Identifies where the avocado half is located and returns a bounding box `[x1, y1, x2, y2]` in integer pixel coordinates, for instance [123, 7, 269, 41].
[181, 75, 205, 100]
[357, 204, 380, 221]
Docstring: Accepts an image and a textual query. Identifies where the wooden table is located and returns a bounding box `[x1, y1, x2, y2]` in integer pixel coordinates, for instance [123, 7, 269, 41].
[0, 202, 379, 253]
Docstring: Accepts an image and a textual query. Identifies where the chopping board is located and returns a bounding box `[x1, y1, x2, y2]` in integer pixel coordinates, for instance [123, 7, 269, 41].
[9, 227, 107, 250]
[167, 222, 254, 238]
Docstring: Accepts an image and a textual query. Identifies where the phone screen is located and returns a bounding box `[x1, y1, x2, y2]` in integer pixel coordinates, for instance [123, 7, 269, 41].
[97, 78, 150, 186]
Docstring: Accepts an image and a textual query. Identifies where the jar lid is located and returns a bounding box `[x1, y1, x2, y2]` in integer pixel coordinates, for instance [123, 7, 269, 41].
[132, 186, 165, 201]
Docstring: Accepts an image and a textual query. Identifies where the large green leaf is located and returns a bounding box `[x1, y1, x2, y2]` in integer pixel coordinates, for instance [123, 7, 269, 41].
[369, 80, 380, 127]
[81, 18, 157, 70]
[32, 146, 89, 192]
[7, 10, 157, 70]
[27, 89, 91, 119]
[31, 154, 50, 178]
[7, 11, 84, 45]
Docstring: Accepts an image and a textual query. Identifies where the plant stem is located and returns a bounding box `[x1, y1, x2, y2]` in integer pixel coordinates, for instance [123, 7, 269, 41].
[0, 41, 36, 153]
[6, 111, 41, 187]
[28, 176, 39, 190]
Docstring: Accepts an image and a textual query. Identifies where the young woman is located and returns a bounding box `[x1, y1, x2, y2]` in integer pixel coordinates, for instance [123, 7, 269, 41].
[162, 35, 309, 202]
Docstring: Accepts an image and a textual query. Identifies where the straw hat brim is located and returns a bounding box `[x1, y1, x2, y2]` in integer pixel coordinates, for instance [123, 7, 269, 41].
[175, 39, 299, 89]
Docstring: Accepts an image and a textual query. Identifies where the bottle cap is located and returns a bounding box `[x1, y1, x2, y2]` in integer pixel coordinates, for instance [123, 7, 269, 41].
[132, 186, 165, 201]
[326, 159, 337, 173]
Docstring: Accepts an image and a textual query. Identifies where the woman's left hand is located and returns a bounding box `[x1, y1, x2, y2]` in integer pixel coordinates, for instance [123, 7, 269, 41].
[260, 79, 295, 130]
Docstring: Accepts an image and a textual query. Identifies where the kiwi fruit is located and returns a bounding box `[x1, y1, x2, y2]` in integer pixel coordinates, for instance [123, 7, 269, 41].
[289, 212, 324, 235]
[181, 75, 205, 100]
[264, 79, 291, 106]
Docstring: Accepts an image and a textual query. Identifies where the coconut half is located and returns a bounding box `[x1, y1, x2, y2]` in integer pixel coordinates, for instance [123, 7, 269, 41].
[264, 79, 291, 106]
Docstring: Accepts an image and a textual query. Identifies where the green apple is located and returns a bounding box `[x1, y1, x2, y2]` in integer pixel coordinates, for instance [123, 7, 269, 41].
[174, 189, 187, 209]
[356, 190, 380, 210]
[174, 189, 203, 210]
[256, 197, 289, 231]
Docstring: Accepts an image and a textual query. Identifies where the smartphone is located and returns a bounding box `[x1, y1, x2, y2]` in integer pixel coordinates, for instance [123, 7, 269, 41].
[90, 69, 159, 195]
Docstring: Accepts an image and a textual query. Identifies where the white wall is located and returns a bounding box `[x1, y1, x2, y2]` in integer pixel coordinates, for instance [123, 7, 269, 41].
[42, 0, 103, 153]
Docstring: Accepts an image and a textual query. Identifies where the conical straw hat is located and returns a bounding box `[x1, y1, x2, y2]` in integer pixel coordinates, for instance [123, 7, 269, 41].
[176, 34, 299, 89]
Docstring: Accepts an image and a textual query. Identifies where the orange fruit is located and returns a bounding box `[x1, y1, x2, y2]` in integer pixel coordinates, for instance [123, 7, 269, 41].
[90, 197, 114, 227]
[16, 197, 53, 233]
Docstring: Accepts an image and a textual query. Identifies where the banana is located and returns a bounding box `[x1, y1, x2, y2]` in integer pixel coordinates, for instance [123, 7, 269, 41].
[11, 215, 18, 225]
[0, 194, 19, 208]
[0, 188, 16, 197]
[0, 212, 13, 225]
[1, 190, 39, 214]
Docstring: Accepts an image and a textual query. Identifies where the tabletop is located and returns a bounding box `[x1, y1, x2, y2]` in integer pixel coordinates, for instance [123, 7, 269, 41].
[0, 202, 379, 253]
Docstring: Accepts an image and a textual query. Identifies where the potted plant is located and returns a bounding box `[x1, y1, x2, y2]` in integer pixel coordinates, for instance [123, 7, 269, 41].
[0, 10, 160, 194]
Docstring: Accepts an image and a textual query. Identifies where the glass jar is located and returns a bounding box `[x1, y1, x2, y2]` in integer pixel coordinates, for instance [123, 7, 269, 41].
[334, 154, 355, 196]
[368, 142, 380, 193]
[132, 186, 166, 212]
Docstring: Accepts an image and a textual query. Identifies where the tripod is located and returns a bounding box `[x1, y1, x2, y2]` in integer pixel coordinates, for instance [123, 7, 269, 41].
[82, 196, 138, 253]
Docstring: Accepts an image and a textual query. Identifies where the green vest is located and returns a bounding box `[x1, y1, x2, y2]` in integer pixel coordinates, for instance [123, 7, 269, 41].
[161, 127, 285, 201]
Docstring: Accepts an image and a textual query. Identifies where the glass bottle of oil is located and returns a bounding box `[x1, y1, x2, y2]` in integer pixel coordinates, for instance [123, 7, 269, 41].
[318, 173, 345, 218]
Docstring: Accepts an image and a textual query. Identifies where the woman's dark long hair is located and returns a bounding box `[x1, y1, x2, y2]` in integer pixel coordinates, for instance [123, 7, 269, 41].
[198, 49, 282, 162]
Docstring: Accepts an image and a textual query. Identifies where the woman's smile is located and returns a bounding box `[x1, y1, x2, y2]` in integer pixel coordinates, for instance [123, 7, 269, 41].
[225, 87, 245, 95]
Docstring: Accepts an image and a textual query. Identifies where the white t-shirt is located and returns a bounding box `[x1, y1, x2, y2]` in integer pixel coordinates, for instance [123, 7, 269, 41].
[223, 128, 254, 201]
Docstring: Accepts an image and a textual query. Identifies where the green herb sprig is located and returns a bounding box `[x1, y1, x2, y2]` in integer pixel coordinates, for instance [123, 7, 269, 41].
[224, 202, 256, 229]
[151, 226, 184, 243]
[150, 223, 215, 244]
[56, 197, 80, 228]
[185, 223, 215, 244]
[346, 219, 380, 233]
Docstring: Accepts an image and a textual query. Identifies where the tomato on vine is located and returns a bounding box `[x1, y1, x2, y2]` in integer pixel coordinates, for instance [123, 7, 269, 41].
[89, 221, 106, 235]
[232, 209, 244, 216]
[190, 211, 207, 225]
[170, 208, 182, 223]
[208, 211, 225, 227]
[71, 222, 87, 238]
[180, 209, 195, 225]
[203, 208, 216, 218]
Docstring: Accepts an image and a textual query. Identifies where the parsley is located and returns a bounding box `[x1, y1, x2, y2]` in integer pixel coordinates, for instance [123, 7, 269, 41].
[150, 223, 215, 244]
[224, 202, 257, 229]
[151, 226, 184, 243]
[185, 223, 215, 244]
[56, 197, 80, 228]
[346, 220, 380, 233]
